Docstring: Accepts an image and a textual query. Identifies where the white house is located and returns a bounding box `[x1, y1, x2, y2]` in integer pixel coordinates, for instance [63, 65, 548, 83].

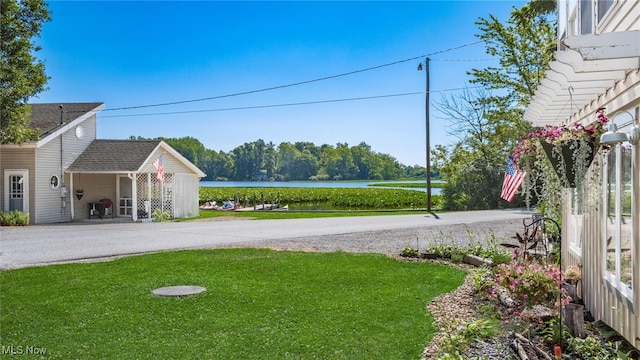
[524, 1, 639, 347]
[0, 103, 206, 224]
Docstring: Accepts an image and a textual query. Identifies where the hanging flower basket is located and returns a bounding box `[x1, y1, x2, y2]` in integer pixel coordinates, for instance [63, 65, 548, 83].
[508, 110, 609, 216]
[540, 140, 596, 188]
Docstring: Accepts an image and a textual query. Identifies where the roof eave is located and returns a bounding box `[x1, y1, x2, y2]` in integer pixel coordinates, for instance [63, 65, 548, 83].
[36, 103, 105, 148]
[524, 31, 640, 126]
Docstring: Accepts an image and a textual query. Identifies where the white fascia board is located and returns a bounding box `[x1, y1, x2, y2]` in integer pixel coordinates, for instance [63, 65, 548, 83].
[555, 50, 640, 72]
[563, 31, 640, 60]
[65, 171, 130, 174]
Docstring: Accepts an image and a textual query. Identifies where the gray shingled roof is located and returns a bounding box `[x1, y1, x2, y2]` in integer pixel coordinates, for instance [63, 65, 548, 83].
[29, 103, 103, 135]
[67, 140, 161, 172]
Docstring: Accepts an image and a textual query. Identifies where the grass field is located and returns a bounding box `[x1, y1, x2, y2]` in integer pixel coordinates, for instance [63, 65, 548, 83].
[0, 249, 466, 359]
[185, 207, 429, 221]
[199, 187, 438, 210]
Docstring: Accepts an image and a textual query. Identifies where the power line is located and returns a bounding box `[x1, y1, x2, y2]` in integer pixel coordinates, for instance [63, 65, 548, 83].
[101, 86, 484, 119]
[101, 92, 422, 118]
[102, 40, 483, 112]
[432, 58, 494, 62]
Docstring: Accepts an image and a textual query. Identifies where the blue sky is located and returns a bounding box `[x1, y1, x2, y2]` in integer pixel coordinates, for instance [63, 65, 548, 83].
[35, 1, 525, 166]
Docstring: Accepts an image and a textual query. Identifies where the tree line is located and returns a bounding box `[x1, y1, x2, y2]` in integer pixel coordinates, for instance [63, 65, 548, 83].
[131, 136, 429, 181]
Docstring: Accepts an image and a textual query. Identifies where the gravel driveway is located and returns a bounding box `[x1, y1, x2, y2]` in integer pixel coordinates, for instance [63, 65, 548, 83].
[233, 218, 526, 254]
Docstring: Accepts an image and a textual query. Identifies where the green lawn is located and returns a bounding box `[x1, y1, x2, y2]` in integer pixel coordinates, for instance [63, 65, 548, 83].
[0, 249, 466, 359]
[180, 208, 430, 221]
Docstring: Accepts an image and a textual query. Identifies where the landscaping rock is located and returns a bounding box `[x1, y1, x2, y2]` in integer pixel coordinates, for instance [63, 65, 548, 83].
[464, 254, 492, 267]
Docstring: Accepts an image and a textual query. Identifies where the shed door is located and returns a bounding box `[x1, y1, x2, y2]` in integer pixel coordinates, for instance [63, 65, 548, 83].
[118, 175, 133, 217]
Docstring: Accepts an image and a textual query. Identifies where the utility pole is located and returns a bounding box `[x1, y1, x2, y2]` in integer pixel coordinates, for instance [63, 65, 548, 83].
[418, 58, 431, 212]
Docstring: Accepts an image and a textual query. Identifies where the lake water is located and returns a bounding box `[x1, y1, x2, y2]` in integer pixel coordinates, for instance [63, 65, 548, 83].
[200, 180, 442, 195]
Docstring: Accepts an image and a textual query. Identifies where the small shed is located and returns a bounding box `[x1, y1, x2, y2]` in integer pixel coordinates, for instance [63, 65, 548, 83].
[66, 140, 206, 221]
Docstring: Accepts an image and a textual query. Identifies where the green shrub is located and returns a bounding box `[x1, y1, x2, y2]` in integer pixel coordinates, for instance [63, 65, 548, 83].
[490, 252, 513, 266]
[539, 317, 571, 347]
[437, 317, 501, 359]
[0, 210, 29, 226]
[151, 209, 171, 222]
[425, 228, 512, 262]
[568, 335, 616, 360]
[400, 246, 418, 258]
[471, 266, 493, 293]
[451, 253, 464, 263]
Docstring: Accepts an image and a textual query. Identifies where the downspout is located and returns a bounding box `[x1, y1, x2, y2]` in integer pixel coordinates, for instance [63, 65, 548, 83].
[70, 174, 75, 220]
[59, 105, 66, 217]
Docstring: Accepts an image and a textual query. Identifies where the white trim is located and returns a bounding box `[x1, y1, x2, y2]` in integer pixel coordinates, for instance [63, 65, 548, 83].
[564, 30, 640, 60]
[567, 213, 584, 261]
[602, 137, 635, 303]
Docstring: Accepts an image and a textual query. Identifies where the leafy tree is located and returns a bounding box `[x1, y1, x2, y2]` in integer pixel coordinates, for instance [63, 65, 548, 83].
[436, 1, 555, 210]
[430, 144, 448, 178]
[378, 153, 404, 180]
[351, 142, 377, 180]
[470, 1, 555, 101]
[0, 0, 51, 144]
[322, 143, 358, 180]
[263, 141, 277, 180]
[207, 149, 234, 180]
[231, 142, 254, 180]
[293, 141, 321, 159]
[294, 150, 319, 180]
[160, 136, 207, 165]
[403, 164, 425, 179]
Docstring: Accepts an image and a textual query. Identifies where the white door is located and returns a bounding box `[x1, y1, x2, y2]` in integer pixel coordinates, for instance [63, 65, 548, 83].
[4, 170, 29, 213]
[118, 175, 133, 217]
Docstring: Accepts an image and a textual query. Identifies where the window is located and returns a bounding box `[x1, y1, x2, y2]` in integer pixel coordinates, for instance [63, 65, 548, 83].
[579, 0, 592, 34]
[568, 8, 579, 37]
[603, 136, 633, 299]
[597, 0, 613, 23]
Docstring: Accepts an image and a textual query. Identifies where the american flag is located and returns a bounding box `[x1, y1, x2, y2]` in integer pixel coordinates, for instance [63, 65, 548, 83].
[501, 156, 525, 202]
[153, 155, 165, 184]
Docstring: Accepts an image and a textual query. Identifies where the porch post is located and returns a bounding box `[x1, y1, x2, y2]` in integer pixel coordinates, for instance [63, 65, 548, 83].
[131, 173, 138, 222]
[70, 174, 75, 220]
[147, 172, 152, 220]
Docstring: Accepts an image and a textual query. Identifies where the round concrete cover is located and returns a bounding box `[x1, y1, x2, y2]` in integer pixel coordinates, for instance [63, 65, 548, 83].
[152, 285, 206, 297]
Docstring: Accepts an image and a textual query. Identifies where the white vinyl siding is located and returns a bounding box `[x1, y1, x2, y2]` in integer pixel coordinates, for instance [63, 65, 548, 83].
[35, 115, 98, 223]
[35, 138, 68, 223]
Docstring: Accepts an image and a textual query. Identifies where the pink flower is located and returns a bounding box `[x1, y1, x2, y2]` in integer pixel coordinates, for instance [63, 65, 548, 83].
[511, 111, 609, 169]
